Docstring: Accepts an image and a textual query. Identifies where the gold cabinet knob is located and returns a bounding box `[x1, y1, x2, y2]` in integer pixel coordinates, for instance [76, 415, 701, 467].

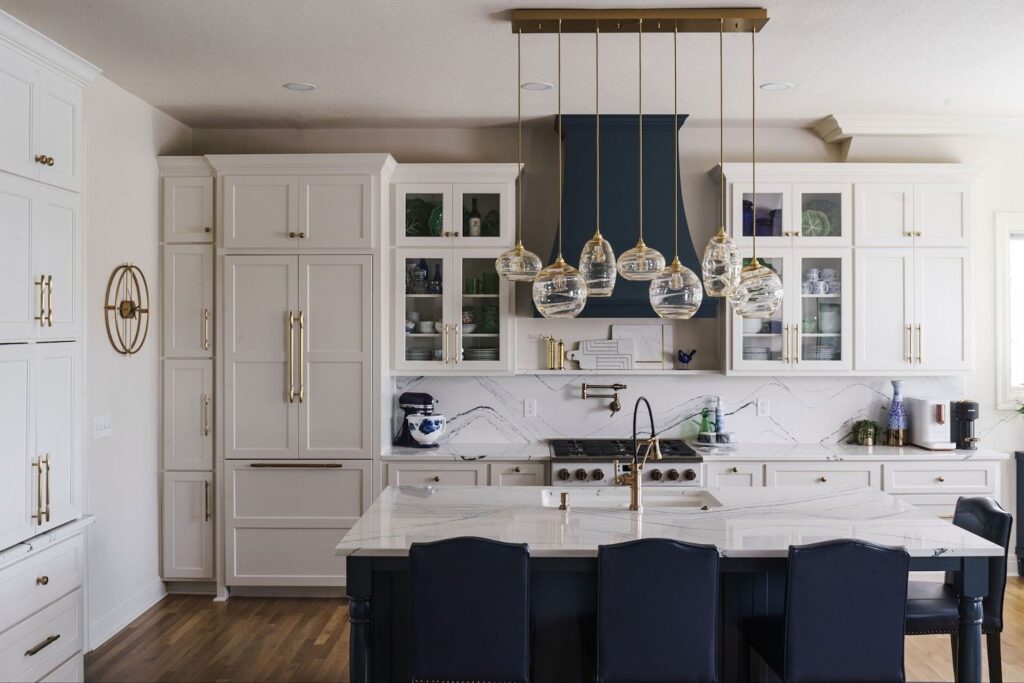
[432, 475, 440, 482]
[453, 231, 461, 237]
[442, 231, 451, 237]
[297, 232, 306, 239]
[46, 156, 54, 166]
[730, 467, 739, 473]
[915, 231, 923, 237]
[35, 154, 47, 164]
[937, 476, 946, 482]
[36, 575, 49, 586]
[514, 466, 521, 473]
[288, 232, 297, 238]
[203, 226, 211, 233]
[818, 476, 827, 483]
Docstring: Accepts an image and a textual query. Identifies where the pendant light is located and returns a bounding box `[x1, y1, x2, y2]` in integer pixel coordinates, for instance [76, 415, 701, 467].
[701, 19, 742, 297]
[617, 18, 665, 281]
[730, 25, 783, 319]
[496, 28, 543, 281]
[532, 19, 588, 318]
[577, 25, 617, 297]
[649, 26, 703, 319]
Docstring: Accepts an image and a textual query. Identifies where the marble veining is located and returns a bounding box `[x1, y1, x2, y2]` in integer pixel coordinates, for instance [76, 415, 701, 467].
[695, 443, 1010, 461]
[335, 486, 1003, 558]
[382, 442, 550, 461]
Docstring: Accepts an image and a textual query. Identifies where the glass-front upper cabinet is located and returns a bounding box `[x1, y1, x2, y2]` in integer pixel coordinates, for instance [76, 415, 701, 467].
[730, 182, 851, 247]
[731, 251, 790, 372]
[395, 182, 513, 248]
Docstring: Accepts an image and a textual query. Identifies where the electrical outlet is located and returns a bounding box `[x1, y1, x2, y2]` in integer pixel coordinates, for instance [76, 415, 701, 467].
[756, 399, 770, 417]
[523, 398, 538, 418]
[93, 415, 113, 439]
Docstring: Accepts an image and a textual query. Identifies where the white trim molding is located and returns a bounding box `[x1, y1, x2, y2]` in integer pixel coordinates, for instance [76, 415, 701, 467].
[0, 10, 101, 85]
[87, 577, 166, 650]
[995, 212, 1024, 410]
[814, 115, 1024, 144]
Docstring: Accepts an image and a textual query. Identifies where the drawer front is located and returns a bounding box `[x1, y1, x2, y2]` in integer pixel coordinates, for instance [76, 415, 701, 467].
[0, 589, 82, 683]
[490, 463, 546, 486]
[883, 463, 998, 495]
[0, 535, 84, 633]
[765, 463, 881, 488]
[387, 463, 486, 487]
[229, 528, 346, 587]
[40, 653, 83, 683]
[706, 462, 763, 488]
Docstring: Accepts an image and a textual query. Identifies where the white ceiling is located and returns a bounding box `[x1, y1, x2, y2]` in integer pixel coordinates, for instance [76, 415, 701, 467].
[2, 0, 1023, 129]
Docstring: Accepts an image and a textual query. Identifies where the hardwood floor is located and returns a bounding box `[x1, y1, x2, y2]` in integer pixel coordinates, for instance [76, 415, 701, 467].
[86, 578, 1024, 682]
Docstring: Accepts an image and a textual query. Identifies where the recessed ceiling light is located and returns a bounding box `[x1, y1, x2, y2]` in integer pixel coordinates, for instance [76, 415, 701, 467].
[521, 82, 554, 91]
[283, 82, 317, 92]
[759, 81, 795, 91]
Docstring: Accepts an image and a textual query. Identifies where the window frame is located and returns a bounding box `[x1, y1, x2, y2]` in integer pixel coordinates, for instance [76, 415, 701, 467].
[995, 212, 1024, 409]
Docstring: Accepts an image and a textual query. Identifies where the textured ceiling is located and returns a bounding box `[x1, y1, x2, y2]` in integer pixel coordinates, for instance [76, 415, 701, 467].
[2, 0, 1023, 128]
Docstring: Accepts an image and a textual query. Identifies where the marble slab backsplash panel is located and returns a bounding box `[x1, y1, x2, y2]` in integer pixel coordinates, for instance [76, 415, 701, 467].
[393, 375, 972, 445]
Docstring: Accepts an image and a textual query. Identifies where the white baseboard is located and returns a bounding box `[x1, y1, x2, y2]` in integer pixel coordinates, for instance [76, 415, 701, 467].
[88, 578, 166, 651]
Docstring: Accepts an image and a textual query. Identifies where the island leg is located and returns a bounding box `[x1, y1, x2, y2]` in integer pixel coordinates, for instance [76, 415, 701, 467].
[956, 557, 988, 683]
[347, 557, 372, 683]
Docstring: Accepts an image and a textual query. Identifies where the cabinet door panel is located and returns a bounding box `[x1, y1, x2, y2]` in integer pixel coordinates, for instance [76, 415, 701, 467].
[298, 256, 372, 458]
[914, 183, 969, 247]
[0, 345, 34, 550]
[224, 256, 298, 459]
[34, 186, 80, 339]
[915, 248, 970, 371]
[854, 183, 914, 247]
[490, 463, 546, 486]
[394, 183, 453, 246]
[855, 249, 914, 371]
[731, 249, 791, 372]
[162, 472, 213, 579]
[163, 245, 213, 358]
[706, 462, 762, 487]
[36, 342, 80, 531]
[162, 360, 213, 470]
[163, 176, 213, 243]
[387, 463, 486, 486]
[222, 175, 298, 248]
[0, 175, 35, 340]
[299, 175, 371, 248]
[0, 45, 37, 181]
[35, 72, 81, 192]
[765, 463, 880, 488]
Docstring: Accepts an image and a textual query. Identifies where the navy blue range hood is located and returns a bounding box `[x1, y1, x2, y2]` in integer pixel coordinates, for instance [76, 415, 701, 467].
[545, 114, 716, 318]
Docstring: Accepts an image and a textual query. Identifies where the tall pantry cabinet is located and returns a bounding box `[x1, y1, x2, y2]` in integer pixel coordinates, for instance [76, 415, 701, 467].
[0, 10, 96, 682]
[159, 154, 390, 595]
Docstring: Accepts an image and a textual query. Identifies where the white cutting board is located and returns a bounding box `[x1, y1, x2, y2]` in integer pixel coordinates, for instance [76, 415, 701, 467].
[611, 324, 672, 368]
[566, 338, 634, 370]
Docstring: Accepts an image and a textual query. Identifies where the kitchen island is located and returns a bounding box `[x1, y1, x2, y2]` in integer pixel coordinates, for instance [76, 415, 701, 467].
[337, 485, 1002, 683]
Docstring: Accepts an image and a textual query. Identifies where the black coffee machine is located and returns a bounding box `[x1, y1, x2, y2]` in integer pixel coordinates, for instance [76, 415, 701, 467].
[950, 400, 980, 450]
[394, 392, 440, 448]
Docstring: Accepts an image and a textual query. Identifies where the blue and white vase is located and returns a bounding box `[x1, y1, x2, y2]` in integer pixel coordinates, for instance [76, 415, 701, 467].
[887, 379, 908, 446]
[406, 414, 446, 447]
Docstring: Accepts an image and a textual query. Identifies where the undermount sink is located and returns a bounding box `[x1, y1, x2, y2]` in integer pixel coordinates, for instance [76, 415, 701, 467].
[541, 487, 721, 510]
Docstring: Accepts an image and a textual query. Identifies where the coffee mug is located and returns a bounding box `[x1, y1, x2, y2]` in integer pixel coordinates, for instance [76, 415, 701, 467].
[821, 268, 839, 282]
[805, 268, 820, 281]
[813, 280, 829, 295]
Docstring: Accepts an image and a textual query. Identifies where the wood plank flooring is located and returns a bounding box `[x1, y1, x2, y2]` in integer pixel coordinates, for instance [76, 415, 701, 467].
[86, 578, 1024, 682]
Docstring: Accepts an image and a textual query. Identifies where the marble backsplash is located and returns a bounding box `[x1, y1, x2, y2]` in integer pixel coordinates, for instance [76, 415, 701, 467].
[393, 374, 982, 445]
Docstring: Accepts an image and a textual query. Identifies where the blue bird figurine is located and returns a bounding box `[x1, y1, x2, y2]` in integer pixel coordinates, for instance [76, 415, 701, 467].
[677, 349, 697, 369]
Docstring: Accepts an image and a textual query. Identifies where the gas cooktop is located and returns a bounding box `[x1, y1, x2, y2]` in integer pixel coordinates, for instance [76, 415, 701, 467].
[549, 438, 700, 461]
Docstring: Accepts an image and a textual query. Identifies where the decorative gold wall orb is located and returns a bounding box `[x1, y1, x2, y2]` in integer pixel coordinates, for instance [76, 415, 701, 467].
[104, 263, 150, 356]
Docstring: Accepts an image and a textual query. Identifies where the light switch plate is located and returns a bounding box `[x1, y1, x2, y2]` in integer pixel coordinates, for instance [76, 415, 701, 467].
[93, 415, 113, 439]
[756, 399, 770, 417]
[523, 398, 538, 417]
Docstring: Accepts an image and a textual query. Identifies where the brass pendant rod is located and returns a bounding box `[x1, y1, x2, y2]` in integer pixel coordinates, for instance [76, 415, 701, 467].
[718, 18, 725, 235]
[517, 27, 524, 246]
[557, 18, 563, 258]
[594, 25, 600, 237]
[638, 18, 644, 243]
[510, 8, 769, 34]
[673, 25, 679, 260]
[751, 24, 757, 262]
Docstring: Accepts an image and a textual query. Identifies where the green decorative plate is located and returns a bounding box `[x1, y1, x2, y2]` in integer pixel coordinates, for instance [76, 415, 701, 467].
[801, 209, 831, 237]
[428, 205, 443, 236]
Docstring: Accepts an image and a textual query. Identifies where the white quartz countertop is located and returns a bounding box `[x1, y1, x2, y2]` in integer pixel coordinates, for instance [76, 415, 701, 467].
[693, 442, 1010, 461]
[381, 442, 550, 461]
[335, 486, 1002, 559]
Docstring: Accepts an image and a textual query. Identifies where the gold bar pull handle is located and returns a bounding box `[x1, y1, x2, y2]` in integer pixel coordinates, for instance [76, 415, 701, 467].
[916, 323, 923, 364]
[34, 276, 46, 325]
[442, 323, 450, 364]
[454, 324, 461, 364]
[44, 454, 50, 522]
[25, 634, 60, 657]
[31, 457, 43, 524]
[202, 394, 211, 436]
[298, 310, 305, 403]
[287, 312, 295, 403]
[45, 275, 53, 327]
[782, 324, 790, 364]
[249, 462, 344, 469]
[905, 324, 913, 363]
[203, 479, 211, 521]
[202, 308, 210, 350]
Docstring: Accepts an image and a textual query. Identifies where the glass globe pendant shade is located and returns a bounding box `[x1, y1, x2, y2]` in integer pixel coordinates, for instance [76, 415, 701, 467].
[649, 257, 703, 319]
[616, 239, 665, 281]
[532, 256, 588, 318]
[730, 258, 783, 319]
[701, 228, 742, 297]
[495, 241, 543, 282]
[578, 234, 617, 297]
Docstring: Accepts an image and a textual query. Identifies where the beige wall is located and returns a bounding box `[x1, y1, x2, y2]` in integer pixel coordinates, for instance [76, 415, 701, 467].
[83, 75, 192, 647]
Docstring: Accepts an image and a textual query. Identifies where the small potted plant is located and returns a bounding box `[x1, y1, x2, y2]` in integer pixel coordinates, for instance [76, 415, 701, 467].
[850, 419, 880, 446]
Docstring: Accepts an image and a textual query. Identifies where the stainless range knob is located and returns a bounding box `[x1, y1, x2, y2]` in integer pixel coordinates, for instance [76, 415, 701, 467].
[666, 469, 680, 481]
[557, 468, 570, 481]
[592, 469, 605, 480]
[683, 469, 697, 481]
[650, 469, 663, 481]
[574, 468, 588, 481]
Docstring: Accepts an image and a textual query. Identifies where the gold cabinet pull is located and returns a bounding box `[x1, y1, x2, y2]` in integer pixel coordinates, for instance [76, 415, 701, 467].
[25, 634, 60, 657]
[453, 324, 461, 364]
[287, 312, 295, 403]
[915, 230, 923, 237]
[905, 324, 913, 362]
[782, 324, 789, 363]
[36, 575, 49, 586]
[442, 323, 450, 364]
[817, 476, 827, 483]
[202, 394, 211, 436]
[44, 454, 50, 522]
[793, 325, 800, 364]
[298, 310, 305, 403]
[203, 226, 211, 233]
[433, 475, 441, 482]
[46, 156, 54, 166]
[916, 324, 923, 364]
[513, 466, 521, 473]
[937, 475, 946, 482]
[288, 231, 307, 239]
[31, 457, 43, 524]
[203, 479, 211, 521]
[730, 466, 739, 473]
[45, 276, 53, 327]
[202, 308, 210, 350]
[248, 462, 344, 469]
[34, 276, 46, 325]
[35, 154, 48, 165]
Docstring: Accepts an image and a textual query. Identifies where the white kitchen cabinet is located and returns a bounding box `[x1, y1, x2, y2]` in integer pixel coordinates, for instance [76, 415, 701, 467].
[854, 249, 914, 371]
[162, 360, 213, 470]
[0, 43, 38, 181]
[913, 183, 970, 247]
[0, 534, 84, 634]
[765, 462, 881, 488]
[0, 344, 34, 551]
[0, 174, 35, 340]
[161, 472, 213, 580]
[706, 462, 763, 487]
[386, 461, 487, 487]
[729, 180, 851, 248]
[914, 248, 971, 371]
[855, 182, 970, 248]
[34, 71, 82, 192]
[298, 175, 372, 248]
[394, 181, 513, 248]
[0, 588, 83, 683]
[162, 176, 214, 243]
[490, 462, 546, 486]
[222, 175, 298, 248]
[224, 254, 372, 460]
[163, 245, 213, 358]
[35, 342, 81, 532]
[40, 653, 83, 683]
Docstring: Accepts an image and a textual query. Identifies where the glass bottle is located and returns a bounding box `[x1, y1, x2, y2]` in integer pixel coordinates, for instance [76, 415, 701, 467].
[428, 263, 443, 295]
[699, 407, 712, 434]
[468, 198, 482, 237]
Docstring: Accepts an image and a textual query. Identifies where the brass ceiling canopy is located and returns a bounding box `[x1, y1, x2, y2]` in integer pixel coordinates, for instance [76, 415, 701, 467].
[510, 8, 768, 34]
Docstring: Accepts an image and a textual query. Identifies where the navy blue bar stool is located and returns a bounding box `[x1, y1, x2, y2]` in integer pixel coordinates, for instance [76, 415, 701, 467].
[595, 539, 720, 683]
[905, 497, 1013, 683]
[409, 537, 530, 683]
[745, 539, 910, 683]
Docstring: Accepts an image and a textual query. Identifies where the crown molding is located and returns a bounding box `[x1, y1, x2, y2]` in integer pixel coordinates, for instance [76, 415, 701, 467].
[204, 153, 396, 175]
[710, 162, 981, 183]
[157, 156, 214, 176]
[391, 162, 522, 183]
[814, 114, 1024, 143]
[0, 11, 100, 86]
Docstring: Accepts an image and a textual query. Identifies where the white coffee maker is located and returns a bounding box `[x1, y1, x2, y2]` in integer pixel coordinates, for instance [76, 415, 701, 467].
[905, 397, 955, 450]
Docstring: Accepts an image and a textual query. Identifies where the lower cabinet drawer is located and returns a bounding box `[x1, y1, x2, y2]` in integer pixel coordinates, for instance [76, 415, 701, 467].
[0, 589, 82, 683]
[706, 462, 763, 487]
[0, 534, 84, 634]
[40, 653, 83, 683]
[883, 463, 998, 495]
[386, 463, 487, 487]
[229, 528, 349, 587]
[765, 463, 881, 488]
[489, 463, 547, 486]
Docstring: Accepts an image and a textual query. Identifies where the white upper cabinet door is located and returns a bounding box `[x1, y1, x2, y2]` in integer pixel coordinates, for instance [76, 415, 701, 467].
[0, 344, 34, 550]
[394, 183, 454, 246]
[730, 249, 793, 372]
[34, 71, 82, 192]
[298, 255, 372, 459]
[36, 342, 81, 531]
[298, 175, 372, 248]
[791, 183, 851, 247]
[34, 186, 81, 339]
[914, 248, 971, 371]
[452, 183, 514, 247]
[729, 182, 793, 247]
[854, 249, 915, 372]
[914, 183, 970, 247]
[0, 174, 35, 340]
[162, 471, 213, 580]
[854, 183, 914, 246]
[163, 245, 213, 358]
[162, 360, 213, 470]
[0, 45, 38, 181]
[222, 175, 299, 248]
[223, 256, 299, 459]
[163, 176, 214, 243]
